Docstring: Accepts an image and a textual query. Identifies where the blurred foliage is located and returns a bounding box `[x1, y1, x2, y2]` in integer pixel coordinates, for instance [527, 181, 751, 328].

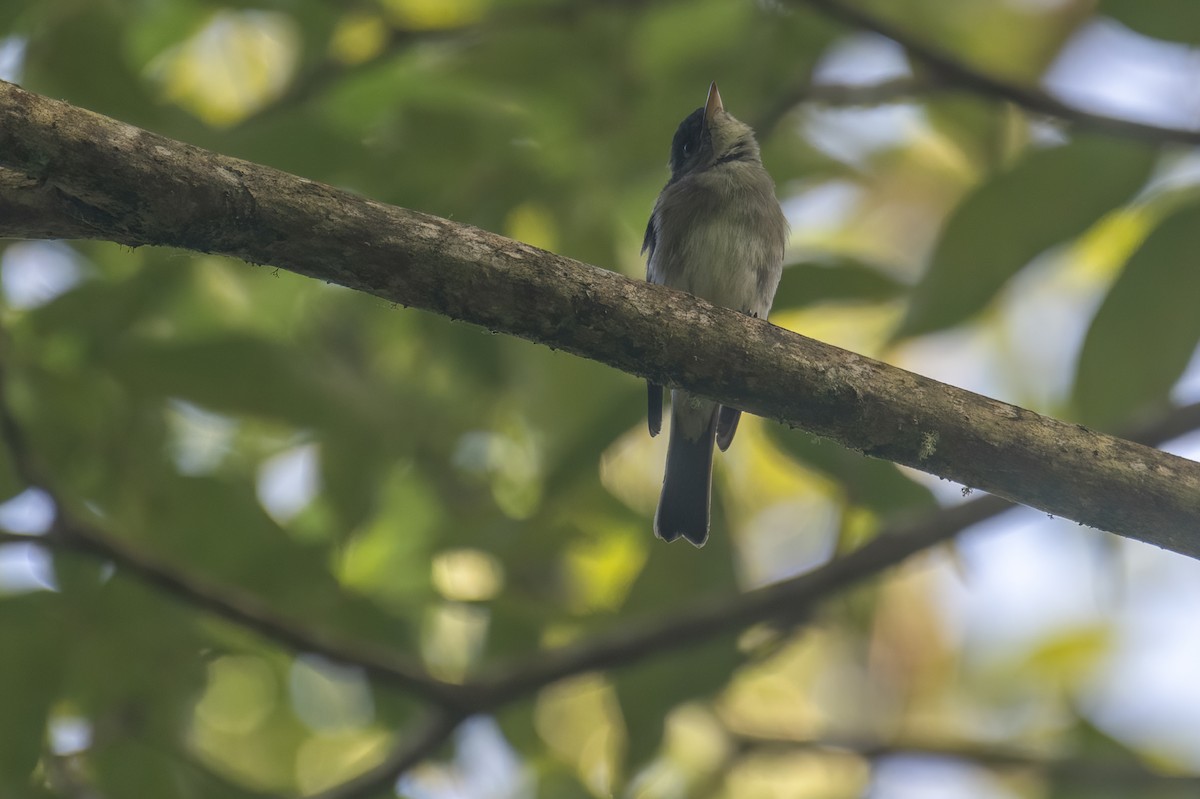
[896, 136, 1155, 339]
[3, 0, 1200, 798]
[1100, 0, 1200, 44]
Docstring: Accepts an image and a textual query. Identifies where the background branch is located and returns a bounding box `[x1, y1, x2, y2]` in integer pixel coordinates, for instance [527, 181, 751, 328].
[753, 74, 951, 140]
[3, 394, 1197, 794]
[796, 0, 1200, 146]
[470, 392, 1200, 703]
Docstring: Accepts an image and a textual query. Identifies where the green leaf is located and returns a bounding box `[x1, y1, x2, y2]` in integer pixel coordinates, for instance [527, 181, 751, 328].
[773, 259, 907, 311]
[0, 0, 39, 33]
[318, 433, 387, 533]
[1072, 203, 1200, 428]
[108, 336, 345, 428]
[91, 741, 197, 798]
[0, 594, 64, 786]
[610, 634, 741, 771]
[528, 765, 594, 799]
[897, 137, 1155, 339]
[122, 0, 211, 70]
[923, 96, 1016, 173]
[610, 521, 741, 763]
[0, 432, 24, 505]
[22, 6, 162, 124]
[1100, 0, 1200, 44]
[1044, 716, 1184, 799]
[59, 568, 208, 727]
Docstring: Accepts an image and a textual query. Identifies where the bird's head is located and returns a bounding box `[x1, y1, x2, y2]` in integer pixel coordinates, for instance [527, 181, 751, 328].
[668, 82, 761, 179]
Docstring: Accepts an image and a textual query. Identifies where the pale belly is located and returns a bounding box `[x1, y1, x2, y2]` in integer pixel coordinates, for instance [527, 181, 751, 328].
[653, 217, 779, 319]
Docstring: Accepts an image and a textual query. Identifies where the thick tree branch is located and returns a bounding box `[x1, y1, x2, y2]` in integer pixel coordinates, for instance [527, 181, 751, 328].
[2, 80, 1197, 560]
[796, 0, 1200, 146]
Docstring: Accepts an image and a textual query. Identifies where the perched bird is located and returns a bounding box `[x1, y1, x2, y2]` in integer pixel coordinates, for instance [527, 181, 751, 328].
[644, 82, 788, 546]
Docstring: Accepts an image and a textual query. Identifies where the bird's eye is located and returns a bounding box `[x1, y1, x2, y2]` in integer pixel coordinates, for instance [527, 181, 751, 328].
[682, 141, 693, 156]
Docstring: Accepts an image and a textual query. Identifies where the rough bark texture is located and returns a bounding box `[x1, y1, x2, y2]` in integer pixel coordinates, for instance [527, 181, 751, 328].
[1, 80, 1198, 559]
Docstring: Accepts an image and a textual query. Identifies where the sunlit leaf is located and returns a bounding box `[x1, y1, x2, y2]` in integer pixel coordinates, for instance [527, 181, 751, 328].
[147, 10, 301, 127]
[382, 0, 489, 31]
[328, 12, 389, 66]
[773, 259, 907, 311]
[0, 594, 64, 784]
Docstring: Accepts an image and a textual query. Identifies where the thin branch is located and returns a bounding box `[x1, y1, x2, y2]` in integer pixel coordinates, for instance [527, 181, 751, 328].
[796, 0, 1200, 146]
[46, 516, 461, 704]
[0, 530, 54, 547]
[2, 398, 1196, 796]
[800, 75, 949, 107]
[0, 491, 997, 708]
[470, 501, 1008, 705]
[471, 389, 1197, 704]
[754, 73, 952, 139]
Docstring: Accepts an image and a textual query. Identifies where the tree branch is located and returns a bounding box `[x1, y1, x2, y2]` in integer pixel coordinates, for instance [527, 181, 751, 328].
[796, 0, 1200, 146]
[2, 80, 1198, 559]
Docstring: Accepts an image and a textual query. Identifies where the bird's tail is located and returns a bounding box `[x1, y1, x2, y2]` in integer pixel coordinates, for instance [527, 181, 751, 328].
[654, 403, 717, 547]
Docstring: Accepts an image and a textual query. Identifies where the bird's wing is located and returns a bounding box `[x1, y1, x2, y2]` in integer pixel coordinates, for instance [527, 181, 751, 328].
[642, 213, 657, 272]
[644, 210, 664, 433]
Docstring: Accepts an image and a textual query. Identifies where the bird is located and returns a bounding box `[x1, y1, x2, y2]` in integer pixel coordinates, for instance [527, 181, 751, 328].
[643, 81, 788, 546]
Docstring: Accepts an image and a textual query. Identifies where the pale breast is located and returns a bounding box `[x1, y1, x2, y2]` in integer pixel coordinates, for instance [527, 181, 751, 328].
[648, 165, 786, 319]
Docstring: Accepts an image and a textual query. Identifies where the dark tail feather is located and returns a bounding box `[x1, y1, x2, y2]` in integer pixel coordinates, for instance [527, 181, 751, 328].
[648, 382, 663, 437]
[655, 407, 717, 546]
[716, 406, 741, 452]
